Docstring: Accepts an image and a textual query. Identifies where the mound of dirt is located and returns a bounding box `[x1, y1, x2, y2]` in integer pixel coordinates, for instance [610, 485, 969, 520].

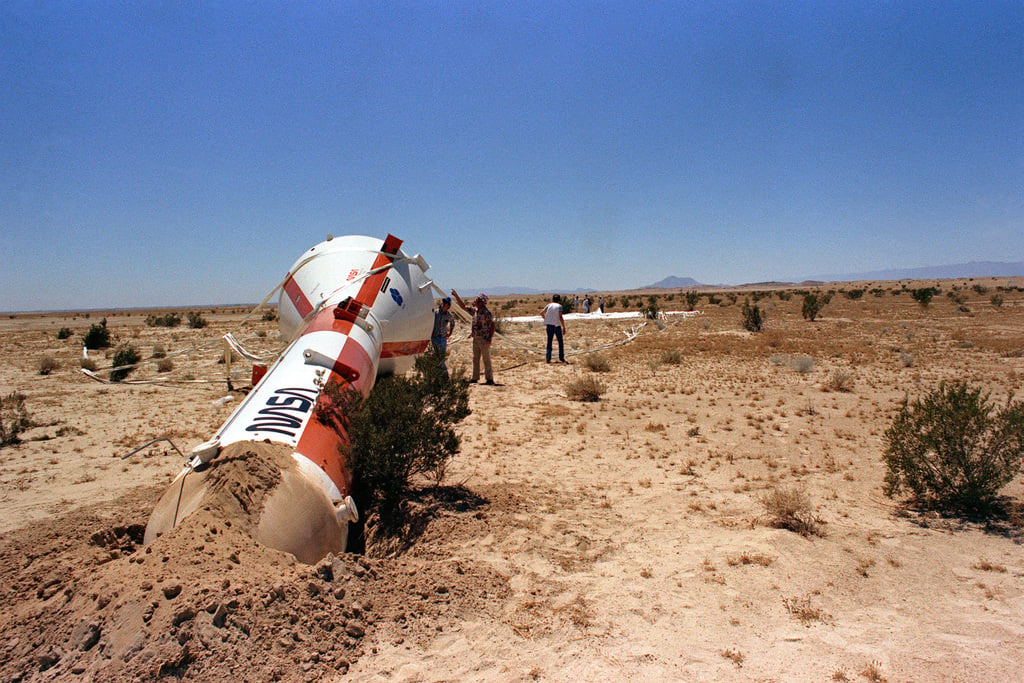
[0, 444, 503, 682]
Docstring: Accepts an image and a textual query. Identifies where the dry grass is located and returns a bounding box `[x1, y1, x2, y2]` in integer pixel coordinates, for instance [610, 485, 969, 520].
[783, 595, 831, 625]
[565, 376, 606, 402]
[760, 485, 823, 537]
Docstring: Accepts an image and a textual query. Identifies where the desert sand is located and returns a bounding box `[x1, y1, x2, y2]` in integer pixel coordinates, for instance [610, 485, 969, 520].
[1, 280, 1023, 682]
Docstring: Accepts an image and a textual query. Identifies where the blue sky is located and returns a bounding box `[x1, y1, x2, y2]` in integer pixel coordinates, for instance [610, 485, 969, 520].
[2, 1, 1022, 311]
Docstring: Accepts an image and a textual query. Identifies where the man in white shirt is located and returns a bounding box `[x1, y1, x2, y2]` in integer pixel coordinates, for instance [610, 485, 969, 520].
[542, 295, 568, 363]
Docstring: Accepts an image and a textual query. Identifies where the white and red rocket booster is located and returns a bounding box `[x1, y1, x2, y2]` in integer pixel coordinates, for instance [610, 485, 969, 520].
[144, 234, 435, 562]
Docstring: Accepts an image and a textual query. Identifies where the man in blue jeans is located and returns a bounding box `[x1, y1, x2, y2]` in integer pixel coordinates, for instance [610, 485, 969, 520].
[431, 297, 455, 377]
[542, 294, 568, 363]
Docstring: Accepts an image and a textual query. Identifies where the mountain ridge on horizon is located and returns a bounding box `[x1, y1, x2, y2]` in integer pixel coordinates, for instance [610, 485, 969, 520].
[466, 260, 1024, 296]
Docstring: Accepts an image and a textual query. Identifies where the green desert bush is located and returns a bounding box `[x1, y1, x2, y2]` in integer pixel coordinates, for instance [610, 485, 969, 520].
[83, 320, 112, 350]
[187, 311, 209, 329]
[80, 357, 98, 372]
[684, 291, 699, 311]
[801, 293, 826, 322]
[315, 353, 470, 523]
[156, 358, 174, 373]
[145, 312, 181, 327]
[566, 376, 606, 402]
[883, 381, 1024, 513]
[56, 327, 72, 340]
[741, 300, 764, 332]
[110, 344, 142, 382]
[151, 343, 167, 359]
[1, 392, 32, 446]
[911, 287, 939, 307]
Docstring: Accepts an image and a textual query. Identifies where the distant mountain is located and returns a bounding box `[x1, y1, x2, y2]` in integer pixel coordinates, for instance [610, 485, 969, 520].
[459, 285, 598, 296]
[808, 261, 1024, 283]
[643, 276, 703, 289]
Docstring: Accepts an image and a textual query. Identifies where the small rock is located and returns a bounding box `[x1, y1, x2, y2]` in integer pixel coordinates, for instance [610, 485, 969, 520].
[70, 620, 101, 651]
[38, 647, 61, 671]
[162, 583, 183, 600]
[172, 607, 196, 627]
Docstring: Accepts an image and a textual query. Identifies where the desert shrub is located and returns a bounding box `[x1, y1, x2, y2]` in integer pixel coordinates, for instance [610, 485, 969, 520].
[187, 311, 209, 329]
[152, 343, 167, 358]
[776, 290, 792, 301]
[883, 381, 1024, 513]
[80, 357, 98, 371]
[1, 392, 32, 446]
[684, 291, 699, 310]
[760, 485, 822, 536]
[790, 355, 815, 374]
[156, 358, 174, 373]
[843, 288, 865, 300]
[56, 327, 72, 340]
[38, 356, 59, 375]
[83, 320, 111, 349]
[990, 294, 1004, 308]
[315, 353, 470, 524]
[582, 353, 611, 372]
[261, 310, 278, 321]
[109, 344, 142, 382]
[823, 369, 854, 393]
[741, 300, 764, 332]
[801, 293, 826, 322]
[660, 349, 683, 365]
[145, 312, 181, 327]
[565, 376, 605, 402]
[899, 351, 915, 368]
[911, 287, 939, 307]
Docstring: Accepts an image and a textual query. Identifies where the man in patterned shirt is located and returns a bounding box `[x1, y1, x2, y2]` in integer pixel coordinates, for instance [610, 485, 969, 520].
[452, 290, 495, 385]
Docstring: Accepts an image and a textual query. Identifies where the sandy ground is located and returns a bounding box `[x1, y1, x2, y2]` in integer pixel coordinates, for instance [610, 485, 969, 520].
[1, 280, 1023, 682]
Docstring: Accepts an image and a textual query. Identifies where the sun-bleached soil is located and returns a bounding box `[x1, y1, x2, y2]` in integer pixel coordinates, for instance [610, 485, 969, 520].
[1, 279, 1023, 682]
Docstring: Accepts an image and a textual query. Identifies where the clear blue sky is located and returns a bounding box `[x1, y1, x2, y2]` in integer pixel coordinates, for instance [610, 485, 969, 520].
[3, 2, 1022, 311]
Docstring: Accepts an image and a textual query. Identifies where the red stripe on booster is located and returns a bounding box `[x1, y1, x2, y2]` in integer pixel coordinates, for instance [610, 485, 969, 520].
[284, 275, 314, 319]
[380, 339, 429, 358]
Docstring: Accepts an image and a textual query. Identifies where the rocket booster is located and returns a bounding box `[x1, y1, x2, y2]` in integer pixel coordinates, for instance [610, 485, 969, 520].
[144, 234, 435, 562]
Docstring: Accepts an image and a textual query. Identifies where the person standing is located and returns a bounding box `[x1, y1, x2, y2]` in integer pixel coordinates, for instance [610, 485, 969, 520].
[598, 296, 605, 313]
[542, 294, 567, 363]
[452, 290, 495, 384]
[431, 297, 455, 377]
